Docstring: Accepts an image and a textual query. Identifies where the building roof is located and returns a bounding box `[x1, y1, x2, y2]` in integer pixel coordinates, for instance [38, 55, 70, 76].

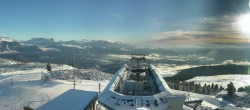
[37, 89, 97, 110]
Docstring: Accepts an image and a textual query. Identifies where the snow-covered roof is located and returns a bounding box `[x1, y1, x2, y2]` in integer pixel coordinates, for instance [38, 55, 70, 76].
[37, 89, 97, 110]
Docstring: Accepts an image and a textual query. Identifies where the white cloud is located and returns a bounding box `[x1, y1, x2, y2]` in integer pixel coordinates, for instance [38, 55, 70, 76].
[146, 15, 250, 47]
[221, 60, 250, 65]
[61, 44, 82, 49]
[197, 56, 215, 61]
[99, 59, 112, 64]
[148, 53, 160, 57]
[107, 54, 131, 60]
[107, 54, 214, 63]
[120, 48, 130, 51]
[222, 60, 234, 65]
[38, 47, 60, 52]
[150, 30, 249, 47]
[155, 63, 199, 77]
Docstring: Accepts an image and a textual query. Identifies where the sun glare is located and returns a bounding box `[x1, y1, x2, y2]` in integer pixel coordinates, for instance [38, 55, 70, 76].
[237, 13, 250, 34]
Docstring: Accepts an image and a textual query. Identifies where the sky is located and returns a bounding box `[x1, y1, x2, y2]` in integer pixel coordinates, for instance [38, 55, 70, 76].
[0, 0, 250, 47]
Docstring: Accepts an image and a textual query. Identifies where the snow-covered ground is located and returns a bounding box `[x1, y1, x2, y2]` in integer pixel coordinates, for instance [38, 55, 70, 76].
[186, 75, 250, 109]
[187, 74, 250, 89]
[0, 58, 247, 110]
[0, 62, 109, 110]
[174, 90, 243, 110]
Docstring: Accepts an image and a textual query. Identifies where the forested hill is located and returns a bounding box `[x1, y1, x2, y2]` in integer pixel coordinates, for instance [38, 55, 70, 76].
[165, 64, 249, 81]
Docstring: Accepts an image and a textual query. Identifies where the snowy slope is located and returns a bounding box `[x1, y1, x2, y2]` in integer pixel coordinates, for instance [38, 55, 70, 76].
[0, 62, 109, 110]
[187, 75, 250, 89]
[173, 90, 242, 110]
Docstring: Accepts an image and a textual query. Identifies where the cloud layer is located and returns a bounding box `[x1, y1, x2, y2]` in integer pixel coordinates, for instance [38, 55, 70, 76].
[149, 14, 250, 47]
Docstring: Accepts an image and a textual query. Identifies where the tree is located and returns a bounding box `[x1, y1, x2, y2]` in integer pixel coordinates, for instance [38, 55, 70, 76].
[176, 81, 180, 90]
[207, 89, 210, 95]
[68, 62, 75, 67]
[23, 106, 33, 110]
[195, 84, 199, 93]
[212, 83, 214, 89]
[215, 84, 219, 90]
[238, 87, 245, 92]
[202, 87, 206, 94]
[220, 85, 224, 91]
[46, 63, 52, 72]
[245, 86, 250, 93]
[227, 82, 236, 97]
[207, 84, 211, 89]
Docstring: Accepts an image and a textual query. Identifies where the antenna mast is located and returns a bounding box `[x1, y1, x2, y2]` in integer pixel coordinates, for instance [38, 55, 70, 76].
[73, 51, 76, 89]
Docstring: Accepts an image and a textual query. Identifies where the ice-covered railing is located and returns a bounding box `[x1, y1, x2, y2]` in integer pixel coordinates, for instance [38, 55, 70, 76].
[98, 64, 186, 110]
[149, 64, 173, 94]
[101, 64, 127, 93]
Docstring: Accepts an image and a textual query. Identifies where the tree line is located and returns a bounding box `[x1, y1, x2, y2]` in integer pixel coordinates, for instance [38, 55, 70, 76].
[167, 81, 224, 95]
[168, 81, 247, 98]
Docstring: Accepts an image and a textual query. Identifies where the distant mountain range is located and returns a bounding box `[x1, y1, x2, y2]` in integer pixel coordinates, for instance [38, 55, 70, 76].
[0, 40, 41, 52]
[0, 37, 13, 42]
[0, 37, 179, 73]
[3, 37, 250, 75]
[24, 38, 55, 45]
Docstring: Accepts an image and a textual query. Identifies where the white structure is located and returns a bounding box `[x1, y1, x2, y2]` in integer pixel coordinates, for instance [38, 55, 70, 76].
[98, 55, 186, 110]
[41, 72, 50, 83]
[37, 89, 98, 110]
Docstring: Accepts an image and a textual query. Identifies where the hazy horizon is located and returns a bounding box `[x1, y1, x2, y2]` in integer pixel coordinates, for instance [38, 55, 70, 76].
[0, 0, 250, 48]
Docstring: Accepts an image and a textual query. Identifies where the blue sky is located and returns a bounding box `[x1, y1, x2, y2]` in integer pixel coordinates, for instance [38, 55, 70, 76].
[0, 0, 250, 46]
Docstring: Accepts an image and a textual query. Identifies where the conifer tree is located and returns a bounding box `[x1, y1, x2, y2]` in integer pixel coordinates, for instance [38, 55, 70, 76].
[215, 84, 219, 90]
[207, 85, 211, 89]
[46, 63, 52, 72]
[220, 85, 224, 91]
[207, 89, 210, 95]
[238, 87, 245, 92]
[195, 84, 198, 93]
[202, 87, 206, 94]
[227, 82, 236, 97]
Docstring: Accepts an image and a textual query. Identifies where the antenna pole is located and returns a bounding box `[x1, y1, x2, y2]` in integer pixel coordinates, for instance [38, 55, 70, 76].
[73, 51, 76, 89]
